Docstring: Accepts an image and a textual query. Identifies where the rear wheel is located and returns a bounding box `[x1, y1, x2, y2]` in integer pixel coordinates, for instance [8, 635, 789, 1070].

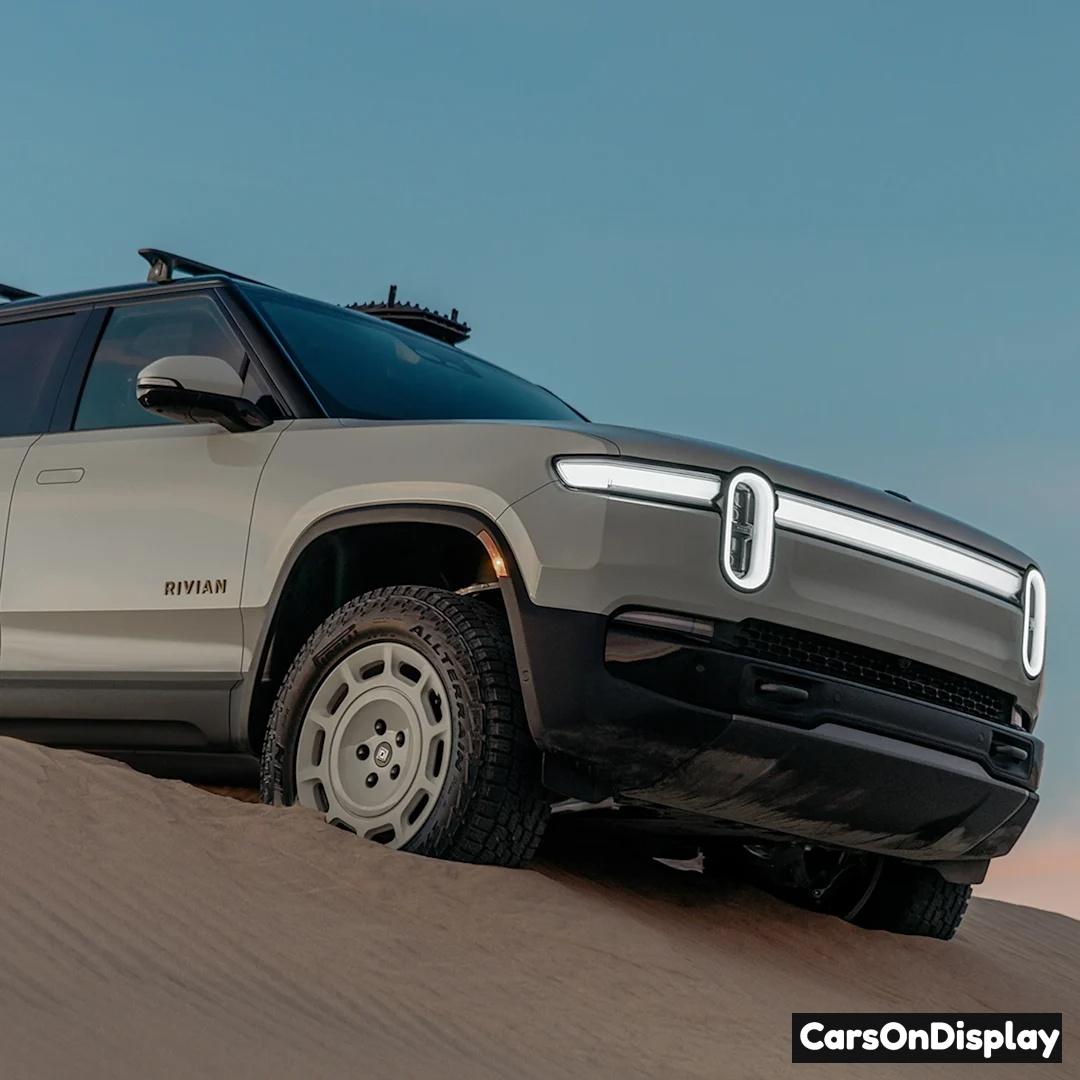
[851, 860, 971, 941]
[260, 585, 549, 866]
[741, 844, 971, 940]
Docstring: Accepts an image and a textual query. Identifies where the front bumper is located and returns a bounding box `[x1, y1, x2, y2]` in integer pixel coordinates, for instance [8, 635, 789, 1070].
[497, 477, 1043, 863]
[509, 602, 1041, 863]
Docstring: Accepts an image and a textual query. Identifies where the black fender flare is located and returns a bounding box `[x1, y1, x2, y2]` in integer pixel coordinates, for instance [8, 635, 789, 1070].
[231, 503, 544, 752]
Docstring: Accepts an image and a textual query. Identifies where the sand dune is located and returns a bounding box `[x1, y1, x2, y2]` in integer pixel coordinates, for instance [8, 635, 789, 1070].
[978, 826, 1080, 922]
[0, 737, 1075, 1079]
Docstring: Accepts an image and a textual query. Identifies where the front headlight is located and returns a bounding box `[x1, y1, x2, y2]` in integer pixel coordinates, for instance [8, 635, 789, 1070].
[553, 457, 721, 508]
[1022, 567, 1047, 678]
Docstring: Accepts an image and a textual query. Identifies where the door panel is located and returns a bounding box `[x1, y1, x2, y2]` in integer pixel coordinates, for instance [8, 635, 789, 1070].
[0, 422, 287, 741]
[0, 436, 39, 579]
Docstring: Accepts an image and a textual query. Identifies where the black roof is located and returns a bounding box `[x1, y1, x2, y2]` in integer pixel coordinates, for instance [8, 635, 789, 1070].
[0, 275, 243, 320]
[1, 250, 471, 347]
[0, 247, 272, 320]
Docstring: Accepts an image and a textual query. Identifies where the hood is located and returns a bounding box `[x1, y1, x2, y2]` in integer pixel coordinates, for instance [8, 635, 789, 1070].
[579, 424, 1033, 570]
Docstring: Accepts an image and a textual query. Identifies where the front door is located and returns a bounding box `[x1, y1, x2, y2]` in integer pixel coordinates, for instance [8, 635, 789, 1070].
[0, 293, 288, 748]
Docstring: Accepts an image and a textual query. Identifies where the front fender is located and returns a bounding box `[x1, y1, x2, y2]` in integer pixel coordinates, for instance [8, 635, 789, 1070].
[240, 419, 615, 614]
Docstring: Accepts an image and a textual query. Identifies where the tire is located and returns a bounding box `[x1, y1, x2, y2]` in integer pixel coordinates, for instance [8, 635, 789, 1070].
[260, 585, 549, 867]
[851, 860, 972, 940]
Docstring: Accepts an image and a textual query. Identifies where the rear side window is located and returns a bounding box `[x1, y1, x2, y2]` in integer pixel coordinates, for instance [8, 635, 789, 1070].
[0, 313, 82, 436]
[75, 296, 248, 431]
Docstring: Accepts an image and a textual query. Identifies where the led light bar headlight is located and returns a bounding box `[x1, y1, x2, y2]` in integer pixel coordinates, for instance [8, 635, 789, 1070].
[720, 471, 776, 591]
[553, 457, 722, 508]
[1022, 567, 1047, 678]
[775, 493, 1023, 601]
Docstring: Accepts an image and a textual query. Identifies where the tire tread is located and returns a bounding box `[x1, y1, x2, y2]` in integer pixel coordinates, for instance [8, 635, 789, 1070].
[260, 585, 548, 868]
[854, 862, 972, 940]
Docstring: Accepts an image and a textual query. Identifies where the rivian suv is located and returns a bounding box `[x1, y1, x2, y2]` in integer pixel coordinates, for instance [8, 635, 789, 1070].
[0, 248, 1047, 939]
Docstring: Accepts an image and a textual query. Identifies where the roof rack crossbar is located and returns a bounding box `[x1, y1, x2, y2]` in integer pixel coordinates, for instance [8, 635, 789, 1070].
[137, 248, 273, 288]
[0, 282, 39, 303]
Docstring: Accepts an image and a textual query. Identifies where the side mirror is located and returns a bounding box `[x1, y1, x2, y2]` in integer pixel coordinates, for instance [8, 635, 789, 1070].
[136, 355, 272, 433]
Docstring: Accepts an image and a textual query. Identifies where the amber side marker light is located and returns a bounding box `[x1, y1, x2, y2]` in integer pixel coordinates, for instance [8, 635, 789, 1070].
[478, 530, 509, 579]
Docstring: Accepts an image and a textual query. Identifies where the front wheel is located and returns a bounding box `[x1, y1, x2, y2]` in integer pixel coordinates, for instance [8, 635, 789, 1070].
[260, 585, 549, 866]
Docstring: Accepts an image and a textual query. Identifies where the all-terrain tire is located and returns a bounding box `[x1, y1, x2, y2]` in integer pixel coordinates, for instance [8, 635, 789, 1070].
[260, 585, 549, 867]
[852, 860, 971, 940]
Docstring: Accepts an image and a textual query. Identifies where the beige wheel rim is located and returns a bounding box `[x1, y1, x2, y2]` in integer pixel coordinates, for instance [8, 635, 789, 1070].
[295, 639, 452, 846]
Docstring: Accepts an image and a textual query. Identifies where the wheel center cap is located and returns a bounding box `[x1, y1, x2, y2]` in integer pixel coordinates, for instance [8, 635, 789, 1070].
[374, 742, 393, 768]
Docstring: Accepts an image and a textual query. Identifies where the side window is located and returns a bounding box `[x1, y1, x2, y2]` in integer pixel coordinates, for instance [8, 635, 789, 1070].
[75, 296, 249, 431]
[0, 313, 82, 436]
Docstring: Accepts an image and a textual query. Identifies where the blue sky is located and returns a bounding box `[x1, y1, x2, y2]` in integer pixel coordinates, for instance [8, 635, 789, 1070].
[2, 2, 1077, 831]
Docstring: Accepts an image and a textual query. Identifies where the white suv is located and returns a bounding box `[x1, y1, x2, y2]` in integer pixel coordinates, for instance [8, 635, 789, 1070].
[0, 249, 1047, 939]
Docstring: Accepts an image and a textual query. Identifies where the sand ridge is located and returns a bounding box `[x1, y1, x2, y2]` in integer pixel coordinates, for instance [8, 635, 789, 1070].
[0, 736, 1075, 1079]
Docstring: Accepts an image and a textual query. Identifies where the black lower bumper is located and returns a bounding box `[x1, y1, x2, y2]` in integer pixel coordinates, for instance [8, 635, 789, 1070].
[510, 602, 1041, 863]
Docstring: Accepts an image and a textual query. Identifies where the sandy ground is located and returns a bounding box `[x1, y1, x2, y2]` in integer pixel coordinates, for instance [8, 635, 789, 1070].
[0, 737, 1075, 1079]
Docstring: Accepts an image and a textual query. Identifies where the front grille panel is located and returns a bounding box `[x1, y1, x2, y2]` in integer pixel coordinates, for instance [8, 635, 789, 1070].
[731, 619, 1014, 725]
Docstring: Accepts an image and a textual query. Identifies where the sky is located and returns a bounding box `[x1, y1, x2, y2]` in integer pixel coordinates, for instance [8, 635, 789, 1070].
[2, 2, 1077, 906]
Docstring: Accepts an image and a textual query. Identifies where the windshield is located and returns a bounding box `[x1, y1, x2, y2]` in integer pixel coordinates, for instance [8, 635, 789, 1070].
[252, 292, 580, 422]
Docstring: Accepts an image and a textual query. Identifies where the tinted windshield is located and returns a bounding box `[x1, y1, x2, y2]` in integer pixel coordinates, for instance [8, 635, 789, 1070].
[252, 292, 580, 422]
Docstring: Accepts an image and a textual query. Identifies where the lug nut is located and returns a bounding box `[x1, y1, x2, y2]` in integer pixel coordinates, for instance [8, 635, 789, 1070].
[374, 719, 387, 735]
[395, 731, 405, 747]
[356, 745, 370, 760]
[390, 765, 400, 780]
[365, 773, 378, 788]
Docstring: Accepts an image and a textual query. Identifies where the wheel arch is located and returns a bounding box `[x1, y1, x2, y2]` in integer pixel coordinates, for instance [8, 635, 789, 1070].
[233, 504, 541, 754]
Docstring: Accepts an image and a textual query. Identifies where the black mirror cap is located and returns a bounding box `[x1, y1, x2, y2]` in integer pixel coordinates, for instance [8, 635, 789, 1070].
[137, 384, 272, 433]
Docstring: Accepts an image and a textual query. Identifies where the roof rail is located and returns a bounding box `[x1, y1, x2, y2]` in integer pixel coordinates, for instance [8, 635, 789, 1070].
[0, 282, 39, 303]
[138, 248, 273, 287]
[349, 285, 471, 345]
